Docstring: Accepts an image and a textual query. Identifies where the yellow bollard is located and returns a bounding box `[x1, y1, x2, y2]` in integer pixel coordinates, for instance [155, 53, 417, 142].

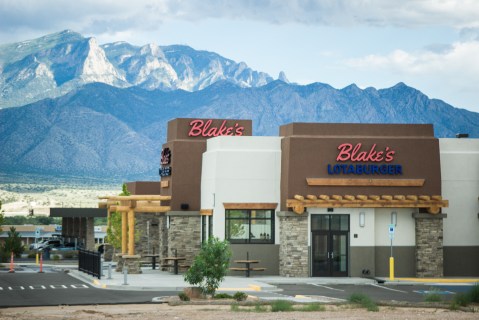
[389, 257, 395, 280]
[36, 253, 39, 265]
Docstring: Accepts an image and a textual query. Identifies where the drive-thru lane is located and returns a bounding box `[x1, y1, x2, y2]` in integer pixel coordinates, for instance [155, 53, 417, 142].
[0, 273, 178, 307]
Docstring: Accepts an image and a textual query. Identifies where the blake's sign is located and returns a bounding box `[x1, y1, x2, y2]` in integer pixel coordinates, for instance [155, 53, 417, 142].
[188, 119, 245, 137]
[328, 143, 402, 175]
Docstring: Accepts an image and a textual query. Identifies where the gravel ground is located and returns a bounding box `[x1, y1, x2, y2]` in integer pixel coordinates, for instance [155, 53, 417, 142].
[0, 303, 477, 320]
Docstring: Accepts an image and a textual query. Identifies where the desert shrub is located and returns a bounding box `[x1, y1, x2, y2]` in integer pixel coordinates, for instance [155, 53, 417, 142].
[349, 292, 379, 312]
[178, 292, 190, 301]
[468, 284, 479, 303]
[270, 300, 294, 312]
[233, 291, 248, 301]
[297, 303, 325, 312]
[424, 290, 442, 303]
[214, 293, 233, 299]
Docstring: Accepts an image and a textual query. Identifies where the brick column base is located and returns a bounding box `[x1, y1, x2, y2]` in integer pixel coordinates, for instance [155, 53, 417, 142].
[414, 213, 447, 277]
[278, 211, 309, 277]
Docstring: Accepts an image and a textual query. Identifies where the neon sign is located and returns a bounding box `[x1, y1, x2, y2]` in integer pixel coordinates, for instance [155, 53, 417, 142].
[328, 143, 402, 176]
[188, 119, 245, 137]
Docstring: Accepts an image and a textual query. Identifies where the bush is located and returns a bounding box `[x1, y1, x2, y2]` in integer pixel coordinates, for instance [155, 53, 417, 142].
[184, 237, 232, 296]
[178, 292, 190, 301]
[469, 284, 479, 303]
[233, 291, 248, 301]
[270, 300, 294, 312]
[452, 292, 471, 307]
[297, 303, 325, 312]
[424, 290, 442, 303]
[52, 254, 61, 261]
[349, 293, 379, 312]
[214, 293, 233, 299]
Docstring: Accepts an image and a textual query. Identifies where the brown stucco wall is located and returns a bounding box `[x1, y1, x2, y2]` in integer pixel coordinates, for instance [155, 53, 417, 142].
[280, 123, 441, 211]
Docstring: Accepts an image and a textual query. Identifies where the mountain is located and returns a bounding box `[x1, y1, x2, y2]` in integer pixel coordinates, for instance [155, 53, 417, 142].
[0, 30, 276, 109]
[1, 81, 478, 181]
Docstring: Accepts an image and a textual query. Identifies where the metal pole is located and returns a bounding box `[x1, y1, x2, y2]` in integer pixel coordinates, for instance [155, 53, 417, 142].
[108, 262, 112, 279]
[123, 266, 128, 285]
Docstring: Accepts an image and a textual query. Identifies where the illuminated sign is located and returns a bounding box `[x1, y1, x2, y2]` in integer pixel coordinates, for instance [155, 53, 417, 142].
[161, 147, 171, 165]
[328, 143, 402, 176]
[159, 166, 172, 177]
[188, 119, 245, 137]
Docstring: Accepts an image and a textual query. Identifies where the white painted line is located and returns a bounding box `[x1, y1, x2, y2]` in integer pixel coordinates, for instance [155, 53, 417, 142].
[71, 285, 77, 288]
[29, 286, 34, 290]
[62, 285, 67, 289]
[50, 285, 55, 289]
[309, 283, 345, 292]
[41, 285, 46, 289]
[371, 284, 407, 293]
[20, 286, 25, 290]
[0, 287, 3, 290]
[8, 287, 13, 290]
[82, 284, 88, 288]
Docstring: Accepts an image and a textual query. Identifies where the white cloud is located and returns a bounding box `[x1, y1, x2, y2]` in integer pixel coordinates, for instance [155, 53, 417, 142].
[346, 40, 479, 110]
[1, 0, 479, 38]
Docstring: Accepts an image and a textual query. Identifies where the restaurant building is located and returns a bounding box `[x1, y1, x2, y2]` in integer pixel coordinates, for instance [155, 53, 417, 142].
[110, 118, 478, 277]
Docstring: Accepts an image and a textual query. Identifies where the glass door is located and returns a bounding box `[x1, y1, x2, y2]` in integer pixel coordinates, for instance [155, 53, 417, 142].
[311, 214, 349, 277]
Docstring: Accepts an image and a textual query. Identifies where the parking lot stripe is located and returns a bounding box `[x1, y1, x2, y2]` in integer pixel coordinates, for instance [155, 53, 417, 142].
[29, 286, 34, 290]
[41, 285, 46, 289]
[20, 286, 24, 290]
[371, 283, 407, 293]
[8, 287, 12, 290]
[50, 285, 55, 289]
[309, 284, 345, 292]
[62, 285, 67, 289]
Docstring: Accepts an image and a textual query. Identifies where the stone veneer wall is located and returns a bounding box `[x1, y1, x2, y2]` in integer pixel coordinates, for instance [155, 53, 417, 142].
[414, 213, 446, 277]
[167, 212, 202, 265]
[135, 212, 161, 256]
[278, 211, 309, 277]
[158, 215, 168, 260]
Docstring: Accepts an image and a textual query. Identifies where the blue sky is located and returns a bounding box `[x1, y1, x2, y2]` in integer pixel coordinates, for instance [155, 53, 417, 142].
[1, 0, 479, 112]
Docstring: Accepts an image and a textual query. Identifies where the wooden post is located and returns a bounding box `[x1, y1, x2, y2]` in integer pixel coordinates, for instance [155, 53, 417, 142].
[121, 211, 127, 254]
[128, 209, 135, 255]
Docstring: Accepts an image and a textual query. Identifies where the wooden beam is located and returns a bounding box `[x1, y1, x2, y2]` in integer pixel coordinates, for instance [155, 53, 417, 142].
[344, 195, 355, 201]
[294, 195, 304, 201]
[160, 180, 169, 188]
[319, 195, 330, 200]
[223, 203, 278, 210]
[306, 195, 318, 200]
[307, 178, 425, 187]
[121, 211, 127, 255]
[128, 209, 135, 256]
[134, 206, 171, 213]
[200, 209, 213, 216]
[103, 195, 172, 201]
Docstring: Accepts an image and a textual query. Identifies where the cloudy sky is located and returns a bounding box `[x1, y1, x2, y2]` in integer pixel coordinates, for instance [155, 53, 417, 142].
[1, 0, 479, 112]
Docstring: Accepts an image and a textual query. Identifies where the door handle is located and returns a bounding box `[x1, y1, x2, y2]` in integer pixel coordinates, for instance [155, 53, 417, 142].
[327, 252, 330, 259]
[331, 252, 334, 259]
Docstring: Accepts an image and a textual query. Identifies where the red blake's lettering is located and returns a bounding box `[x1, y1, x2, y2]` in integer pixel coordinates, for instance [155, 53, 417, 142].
[336, 143, 395, 162]
[188, 119, 245, 137]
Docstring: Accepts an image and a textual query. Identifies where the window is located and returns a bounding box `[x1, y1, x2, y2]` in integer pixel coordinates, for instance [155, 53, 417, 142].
[225, 209, 274, 244]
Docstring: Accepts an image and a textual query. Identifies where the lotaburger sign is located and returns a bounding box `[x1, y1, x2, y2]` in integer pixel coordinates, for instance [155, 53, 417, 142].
[327, 142, 403, 176]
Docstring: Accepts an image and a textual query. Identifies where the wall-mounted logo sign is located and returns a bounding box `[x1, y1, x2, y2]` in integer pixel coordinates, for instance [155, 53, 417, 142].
[161, 147, 171, 165]
[159, 166, 172, 177]
[188, 119, 245, 137]
[328, 143, 402, 175]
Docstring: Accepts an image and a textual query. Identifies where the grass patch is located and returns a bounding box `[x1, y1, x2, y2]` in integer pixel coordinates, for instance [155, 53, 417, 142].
[469, 284, 479, 303]
[270, 300, 294, 312]
[348, 293, 379, 312]
[230, 302, 267, 313]
[296, 303, 325, 312]
[178, 292, 190, 301]
[214, 293, 233, 299]
[424, 289, 442, 303]
[449, 284, 479, 309]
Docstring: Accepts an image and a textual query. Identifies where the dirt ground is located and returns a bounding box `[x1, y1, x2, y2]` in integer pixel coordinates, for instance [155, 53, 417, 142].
[0, 303, 477, 320]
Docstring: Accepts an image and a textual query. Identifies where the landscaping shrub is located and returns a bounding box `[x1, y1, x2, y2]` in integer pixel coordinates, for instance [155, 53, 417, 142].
[348, 292, 379, 312]
[297, 303, 325, 312]
[214, 293, 233, 299]
[424, 290, 442, 303]
[178, 292, 190, 301]
[233, 291, 248, 301]
[270, 300, 294, 312]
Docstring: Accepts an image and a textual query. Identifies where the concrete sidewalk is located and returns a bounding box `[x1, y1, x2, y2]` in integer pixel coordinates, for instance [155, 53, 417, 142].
[67, 265, 376, 292]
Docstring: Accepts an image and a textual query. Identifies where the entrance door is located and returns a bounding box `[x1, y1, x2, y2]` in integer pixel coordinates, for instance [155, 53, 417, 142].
[311, 215, 349, 277]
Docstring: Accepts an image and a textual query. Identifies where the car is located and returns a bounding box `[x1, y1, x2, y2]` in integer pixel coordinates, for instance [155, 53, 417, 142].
[37, 239, 63, 250]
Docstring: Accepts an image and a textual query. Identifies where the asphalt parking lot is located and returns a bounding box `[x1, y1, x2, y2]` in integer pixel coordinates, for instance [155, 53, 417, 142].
[274, 283, 473, 303]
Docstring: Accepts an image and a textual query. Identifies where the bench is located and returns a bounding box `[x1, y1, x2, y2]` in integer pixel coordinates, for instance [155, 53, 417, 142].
[229, 267, 248, 271]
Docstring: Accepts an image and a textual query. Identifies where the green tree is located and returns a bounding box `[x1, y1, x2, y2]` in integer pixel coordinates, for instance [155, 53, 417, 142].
[105, 183, 130, 250]
[0, 200, 4, 232]
[184, 237, 232, 296]
[2, 226, 24, 258]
